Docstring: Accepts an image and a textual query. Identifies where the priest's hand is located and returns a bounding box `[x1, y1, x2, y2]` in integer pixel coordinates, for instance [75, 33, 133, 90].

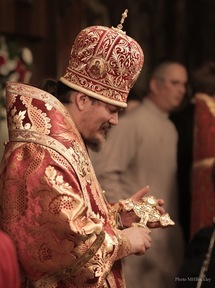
[121, 226, 151, 256]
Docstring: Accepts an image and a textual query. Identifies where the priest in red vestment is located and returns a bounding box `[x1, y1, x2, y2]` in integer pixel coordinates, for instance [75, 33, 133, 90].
[0, 11, 170, 288]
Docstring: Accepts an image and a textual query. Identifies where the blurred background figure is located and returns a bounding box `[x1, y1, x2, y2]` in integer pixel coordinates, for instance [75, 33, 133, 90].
[90, 60, 188, 288]
[122, 88, 144, 114]
[0, 231, 20, 288]
[171, 61, 215, 245]
[190, 61, 215, 238]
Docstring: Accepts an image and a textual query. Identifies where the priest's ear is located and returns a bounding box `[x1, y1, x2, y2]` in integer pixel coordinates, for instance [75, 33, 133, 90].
[74, 93, 92, 111]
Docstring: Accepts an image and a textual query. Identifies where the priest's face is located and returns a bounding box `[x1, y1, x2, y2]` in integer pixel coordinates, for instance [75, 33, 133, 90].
[66, 94, 123, 152]
[81, 97, 122, 152]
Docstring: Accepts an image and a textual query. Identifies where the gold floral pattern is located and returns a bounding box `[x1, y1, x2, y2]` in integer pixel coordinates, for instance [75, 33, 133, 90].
[60, 25, 144, 108]
[0, 82, 128, 287]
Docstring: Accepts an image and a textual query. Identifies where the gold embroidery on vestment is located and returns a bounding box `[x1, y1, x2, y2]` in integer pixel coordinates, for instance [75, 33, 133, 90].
[34, 231, 105, 287]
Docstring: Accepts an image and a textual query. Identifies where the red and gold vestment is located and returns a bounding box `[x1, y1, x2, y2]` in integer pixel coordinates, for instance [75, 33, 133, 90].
[0, 82, 130, 287]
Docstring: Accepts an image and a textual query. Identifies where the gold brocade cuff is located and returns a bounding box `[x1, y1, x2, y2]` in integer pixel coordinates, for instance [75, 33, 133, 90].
[108, 203, 124, 229]
[115, 230, 131, 260]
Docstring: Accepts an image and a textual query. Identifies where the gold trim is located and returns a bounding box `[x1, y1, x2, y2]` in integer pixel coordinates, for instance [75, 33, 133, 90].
[59, 77, 127, 108]
[196, 227, 215, 288]
[193, 157, 215, 169]
[196, 93, 215, 117]
[9, 129, 94, 209]
[34, 231, 105, 287]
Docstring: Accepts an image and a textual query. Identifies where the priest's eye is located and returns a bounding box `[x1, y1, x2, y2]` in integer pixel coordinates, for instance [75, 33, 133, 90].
[106, 106, 123, 114]
[109, 108, 117, 114]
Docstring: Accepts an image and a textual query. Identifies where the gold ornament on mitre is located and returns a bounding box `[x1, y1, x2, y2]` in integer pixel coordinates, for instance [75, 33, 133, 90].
[60, 9, 144, 108]
[114, 9, 128, 33]
[119, 196, 175, 228]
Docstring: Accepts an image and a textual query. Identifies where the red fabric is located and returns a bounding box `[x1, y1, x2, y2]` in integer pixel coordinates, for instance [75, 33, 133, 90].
[0, 82, 127, 287]
[191, 94, 215, 238]
[0, 231, 20, 288]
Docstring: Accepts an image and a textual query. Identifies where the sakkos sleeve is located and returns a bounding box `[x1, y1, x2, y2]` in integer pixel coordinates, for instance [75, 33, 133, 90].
[0, 142, 131, 287]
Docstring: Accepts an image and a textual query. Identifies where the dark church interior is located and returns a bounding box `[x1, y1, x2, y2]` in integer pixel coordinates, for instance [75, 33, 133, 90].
[0, 0, 214, 93]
